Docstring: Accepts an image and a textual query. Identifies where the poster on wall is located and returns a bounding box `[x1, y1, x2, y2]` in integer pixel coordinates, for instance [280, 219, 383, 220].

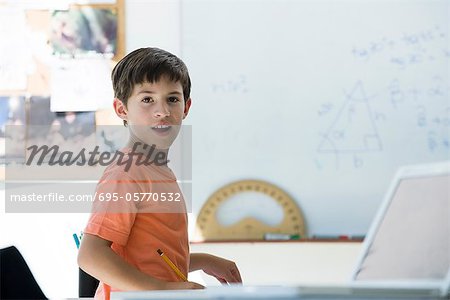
[0, 96, 27, 164]
[0, 8, 33, 91]
[49, 6, 118, 57]
[27, 96, 96, 163]
[50, 57, 113, 111]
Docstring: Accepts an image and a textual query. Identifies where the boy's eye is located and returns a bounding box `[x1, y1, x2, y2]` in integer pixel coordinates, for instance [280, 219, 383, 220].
[142, 97, 153, 103]
[168, 97, 180, 103]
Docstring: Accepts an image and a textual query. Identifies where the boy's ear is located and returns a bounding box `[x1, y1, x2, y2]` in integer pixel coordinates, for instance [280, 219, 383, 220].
[183, 98, 192, 119]
[113, 98, 128, 121]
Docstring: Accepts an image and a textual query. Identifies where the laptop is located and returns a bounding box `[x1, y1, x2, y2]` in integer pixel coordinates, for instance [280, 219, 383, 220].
[112, 161, 450, 299]
[350, 160, 450, 296]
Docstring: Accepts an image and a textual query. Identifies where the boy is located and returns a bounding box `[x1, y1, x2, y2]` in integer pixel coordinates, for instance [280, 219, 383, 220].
[77, 47, 242, 300]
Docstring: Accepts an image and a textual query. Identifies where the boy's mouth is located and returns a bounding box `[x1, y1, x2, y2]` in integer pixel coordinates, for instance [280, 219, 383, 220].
[151, 125, 172, 134]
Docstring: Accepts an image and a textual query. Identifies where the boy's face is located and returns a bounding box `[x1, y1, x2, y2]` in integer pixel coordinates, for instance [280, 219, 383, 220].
[114, 75, 191, 149]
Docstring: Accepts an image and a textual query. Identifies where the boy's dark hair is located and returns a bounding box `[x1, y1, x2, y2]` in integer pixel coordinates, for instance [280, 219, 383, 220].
[111, 47, 191, 125]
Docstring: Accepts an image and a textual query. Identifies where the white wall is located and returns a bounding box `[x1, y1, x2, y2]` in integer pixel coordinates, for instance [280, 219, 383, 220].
[125, 0, 181, 55]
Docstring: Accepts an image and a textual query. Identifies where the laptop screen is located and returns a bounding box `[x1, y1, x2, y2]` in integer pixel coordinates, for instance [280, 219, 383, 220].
[354, 173, 449, 280]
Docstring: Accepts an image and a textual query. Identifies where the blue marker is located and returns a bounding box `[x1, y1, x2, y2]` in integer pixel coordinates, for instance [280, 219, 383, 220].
[73, 233, 80, 249]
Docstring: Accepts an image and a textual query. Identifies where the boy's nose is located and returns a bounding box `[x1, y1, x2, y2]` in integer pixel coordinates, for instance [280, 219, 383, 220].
[154, 104, 170, 118]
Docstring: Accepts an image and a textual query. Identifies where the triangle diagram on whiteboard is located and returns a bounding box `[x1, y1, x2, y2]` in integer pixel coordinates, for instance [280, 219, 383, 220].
[318, 81, 382, 153]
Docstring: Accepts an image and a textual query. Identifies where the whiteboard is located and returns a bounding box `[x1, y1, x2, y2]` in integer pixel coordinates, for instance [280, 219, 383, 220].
[180, 0, 450, 236]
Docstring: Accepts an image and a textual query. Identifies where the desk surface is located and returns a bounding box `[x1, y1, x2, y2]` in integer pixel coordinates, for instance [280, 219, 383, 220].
[190, 239, 364, 243]
[111, 283, 449, 300]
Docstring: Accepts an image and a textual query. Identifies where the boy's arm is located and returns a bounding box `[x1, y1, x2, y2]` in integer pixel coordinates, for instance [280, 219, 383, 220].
[189, 253, 242, 284]
[78, 233, 203, 291]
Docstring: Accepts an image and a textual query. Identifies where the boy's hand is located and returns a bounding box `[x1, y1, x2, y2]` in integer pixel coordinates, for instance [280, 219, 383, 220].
[203, 256, 242, 284]
[163, 281, 204, 290]
[190, 253, 242, 284]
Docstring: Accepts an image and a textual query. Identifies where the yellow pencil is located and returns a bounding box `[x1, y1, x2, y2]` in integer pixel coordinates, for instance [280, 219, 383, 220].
[157, 249, 187, 282]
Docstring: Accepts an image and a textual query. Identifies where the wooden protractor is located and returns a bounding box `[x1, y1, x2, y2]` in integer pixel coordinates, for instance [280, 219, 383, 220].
[195, 180, 306, 241]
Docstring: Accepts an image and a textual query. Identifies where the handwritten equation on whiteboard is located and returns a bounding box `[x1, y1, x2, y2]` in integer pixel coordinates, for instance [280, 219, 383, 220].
[211, 74, 249, 94]
[316, 78, 449, 169]
[351, 25, 448, 69]
[316, 24, 449, 170]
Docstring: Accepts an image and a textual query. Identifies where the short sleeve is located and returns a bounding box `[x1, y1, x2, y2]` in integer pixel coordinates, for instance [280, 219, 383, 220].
[84, 169, 142, 246]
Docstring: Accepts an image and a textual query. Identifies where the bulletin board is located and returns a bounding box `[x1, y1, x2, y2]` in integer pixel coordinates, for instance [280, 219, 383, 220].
[0, 0, 125, 96]
[0, 0, 125, 171]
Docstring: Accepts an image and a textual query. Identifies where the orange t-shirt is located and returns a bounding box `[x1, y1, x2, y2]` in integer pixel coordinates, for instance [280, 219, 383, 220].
[84, 150, 189, 300]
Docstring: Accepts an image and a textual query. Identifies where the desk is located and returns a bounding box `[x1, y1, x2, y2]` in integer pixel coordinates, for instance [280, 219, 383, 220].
[189, 241, 362, 286]
[111, 284, 448, 299]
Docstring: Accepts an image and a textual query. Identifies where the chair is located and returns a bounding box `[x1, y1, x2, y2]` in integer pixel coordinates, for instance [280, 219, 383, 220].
[79, 267, 100, 298]
[0, 246, 47, 299]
